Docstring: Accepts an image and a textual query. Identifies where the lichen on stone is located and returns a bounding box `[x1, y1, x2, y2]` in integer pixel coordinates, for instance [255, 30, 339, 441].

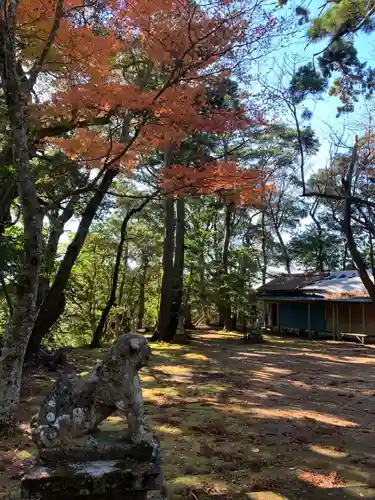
[30, 332, 153, 450]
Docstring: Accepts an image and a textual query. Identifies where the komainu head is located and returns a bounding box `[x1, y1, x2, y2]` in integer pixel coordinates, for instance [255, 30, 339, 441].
[111, 332, 151, 370]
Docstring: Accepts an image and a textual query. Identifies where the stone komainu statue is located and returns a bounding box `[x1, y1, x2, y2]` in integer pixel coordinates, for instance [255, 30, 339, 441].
[30, 332, 152, 448]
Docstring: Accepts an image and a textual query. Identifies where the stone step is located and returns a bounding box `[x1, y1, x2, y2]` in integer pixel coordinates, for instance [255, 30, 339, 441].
[21, 458, 163, 500]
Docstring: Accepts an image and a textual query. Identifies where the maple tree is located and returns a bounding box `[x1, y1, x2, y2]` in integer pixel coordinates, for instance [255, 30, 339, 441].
[0, 0, 277, 428]
[27, 0, 277, 358]
[148, 75, 271, 340]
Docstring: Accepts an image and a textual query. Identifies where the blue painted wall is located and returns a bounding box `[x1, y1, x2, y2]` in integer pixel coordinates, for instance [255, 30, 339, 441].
[279, 302, 308, 329]
[310, 302, 325, 331]
[277, 301, 325, 331]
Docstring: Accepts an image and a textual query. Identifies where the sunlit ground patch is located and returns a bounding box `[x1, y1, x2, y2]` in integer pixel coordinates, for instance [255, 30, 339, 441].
[5, 329, 375, 500]
[152, 364, 192, 376]
[298, 469, 346, 488]
[183, 352, 210, 361]
[154, 425, 183, 435]
[309, 444, 348, 458]
[247, 407, 358, 427]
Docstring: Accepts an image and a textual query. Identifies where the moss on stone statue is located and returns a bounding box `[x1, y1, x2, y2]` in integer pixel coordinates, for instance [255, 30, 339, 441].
[37, 430, 159, 464]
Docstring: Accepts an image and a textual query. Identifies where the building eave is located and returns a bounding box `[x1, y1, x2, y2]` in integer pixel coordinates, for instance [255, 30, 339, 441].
[261, 296, 371, 303]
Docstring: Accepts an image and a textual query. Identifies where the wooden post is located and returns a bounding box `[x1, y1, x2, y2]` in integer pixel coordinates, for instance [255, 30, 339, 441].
[336, 303, 339, 339]
[277, 302, 280, 332]
[308, 302, 311, 339]
[263, 303, 267, 329]
[349, 302, 352, 333]
[362, 302, 365, 333]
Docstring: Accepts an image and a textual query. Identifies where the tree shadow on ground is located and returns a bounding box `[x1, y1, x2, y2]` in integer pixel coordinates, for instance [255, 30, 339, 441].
[143, 330, 375, 499]
[3, 328, 375, 499]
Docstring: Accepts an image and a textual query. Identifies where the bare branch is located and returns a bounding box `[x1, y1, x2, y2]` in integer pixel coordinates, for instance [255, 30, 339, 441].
[27, 0, 64, 91]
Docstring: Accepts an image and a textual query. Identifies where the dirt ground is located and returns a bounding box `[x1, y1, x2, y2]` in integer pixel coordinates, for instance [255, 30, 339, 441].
[2, 329, 375, 499]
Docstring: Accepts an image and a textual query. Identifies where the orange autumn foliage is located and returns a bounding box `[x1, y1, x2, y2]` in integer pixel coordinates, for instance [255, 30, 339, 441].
[17, 1, 120, 82]
[160, 160, 270, 206]
[113, 0, 245, 68]
[16, 0, 274, 197]
[49, 129, 125, 168]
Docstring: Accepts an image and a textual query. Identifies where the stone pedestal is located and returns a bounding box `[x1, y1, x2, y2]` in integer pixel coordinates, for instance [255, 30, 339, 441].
[21, 431, 164, 500]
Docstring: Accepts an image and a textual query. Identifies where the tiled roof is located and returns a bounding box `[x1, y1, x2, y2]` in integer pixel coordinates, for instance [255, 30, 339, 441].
[259, 270, 373, 300]
[257, 272, 328, 293]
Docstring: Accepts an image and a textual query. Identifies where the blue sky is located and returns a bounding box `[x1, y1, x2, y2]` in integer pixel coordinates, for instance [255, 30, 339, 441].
[250, 0, 375, 275]
[269, 0, 375, 174]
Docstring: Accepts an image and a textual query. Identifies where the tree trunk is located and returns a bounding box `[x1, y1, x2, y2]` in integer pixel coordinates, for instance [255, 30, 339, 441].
[236, 253, 246, 333]
[260, 210, 268, 285]
[317, 229, 325, 272]
[342, 243, 348, 271]
[274, 225, 291, 274]
[184, 303, 194, 329]
[0, 271, 13, 316]
[343, 204, 375, 299]
[152, 195, 176, 341]
[218, 203, 234, 330]
[230, 313, 237, 331]
[163, 196, 185, 341]
[341, 139, 375, 301]
[0, 16, 43, 430]
[25, 167, 118, 358]
[91, 199, 150, 348]
[118, 241, 129, 306]
[310, 201, 325, 272]
[43, 196, 78, 279]
[268, 195, 292, 274]
[137, 257, 148, 330]
[259, 210, 269, 326]
[344, 215, 375, 299]
[37, 195, 78, 309]
[0, 175, 17, 240]
[113, 243, 128, 339]
[369, 220, 375, 279]
[197, 246, 212, 324]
